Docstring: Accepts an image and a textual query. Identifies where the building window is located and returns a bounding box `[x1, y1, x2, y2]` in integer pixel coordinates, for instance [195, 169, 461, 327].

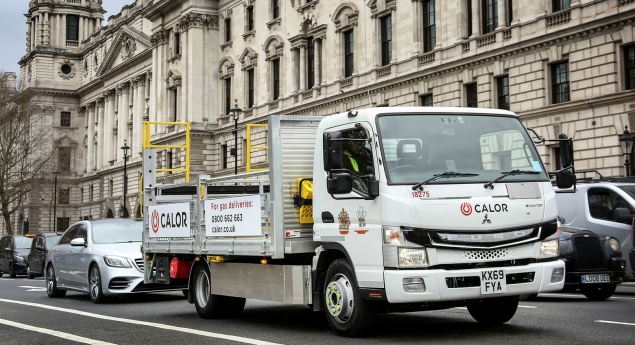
[344, 30, 354, 78]
[166, 151, 173, 174]
[553, 0, 571, 12]
[225, 78, 232, 115]
[380, 15, 392, 66]
[551, 61, 570, 104]
[272, 59, 280, 100]
[466, 83, 478, 107]
[247, 6, 254, 31]
[60, 111, 71, 127]
[307, 37, 315, 89]
[497, 75, 510, 110]
[272, 0, 279, 19]
[221, 144, 228, 169]
[174, 32, 180, 55]
[225, 18, 231, 42]
[422, 0, 436, 52]
[80, 187, 83, 203]
[247, 69, 255, 108]
[170, 88, 178, 121]
[90, 185, 94, 201]
[507, 0, 513, 25]
[482, 0, 498, 34]
[625, 44, 635, 90]
[59, 147, 71, 171]
[66, 15, 79, 41]
[59, 189, 70, 205]
[467, 1, 473, 37]
[57, 218, 70, 232]
[420, 94, 433, 106]
[109, 179, 114, 197]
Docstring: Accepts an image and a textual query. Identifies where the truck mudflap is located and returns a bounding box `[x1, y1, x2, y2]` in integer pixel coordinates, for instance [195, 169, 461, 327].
[383, 260, 565, 303]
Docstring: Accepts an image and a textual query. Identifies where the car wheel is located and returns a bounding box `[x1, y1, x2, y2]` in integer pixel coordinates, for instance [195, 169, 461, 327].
[9, 261, 16, 278]
[193, 264, 245, 319]
[46, 265, 66, 298]
[27, 265, 34, 279]
[467, 296, 519, 325]
[581, 284, 616, 301]
[89, 265, 106, 304]
[324, 259, 376, 337]
[0, 271, 3, 278]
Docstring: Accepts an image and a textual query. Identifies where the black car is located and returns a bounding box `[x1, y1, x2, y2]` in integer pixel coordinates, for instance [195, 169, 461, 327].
[0, 235, 34, 278]
[558, 226, 626, 300]
[26, 233, 61, 279]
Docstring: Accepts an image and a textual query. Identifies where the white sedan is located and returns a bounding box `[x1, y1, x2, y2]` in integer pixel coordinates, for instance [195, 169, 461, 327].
[45, 218, 185, 303]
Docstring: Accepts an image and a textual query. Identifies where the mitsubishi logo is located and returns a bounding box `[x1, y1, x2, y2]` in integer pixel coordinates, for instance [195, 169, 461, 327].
[482, 214, 492, 224]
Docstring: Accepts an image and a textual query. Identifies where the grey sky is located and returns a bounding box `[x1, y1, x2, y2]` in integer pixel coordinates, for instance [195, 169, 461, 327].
[0, 0, 132, 76]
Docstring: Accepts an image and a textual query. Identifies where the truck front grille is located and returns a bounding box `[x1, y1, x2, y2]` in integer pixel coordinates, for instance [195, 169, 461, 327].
[573, 236, 605, 270]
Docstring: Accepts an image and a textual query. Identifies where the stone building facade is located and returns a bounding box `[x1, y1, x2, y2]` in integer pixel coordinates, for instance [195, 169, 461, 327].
[3, 0, 635, 235]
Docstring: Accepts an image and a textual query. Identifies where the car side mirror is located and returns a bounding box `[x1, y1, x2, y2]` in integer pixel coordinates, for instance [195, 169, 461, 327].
[70, 238, 86, 247]
[327, 172, 353, 194]
[613, 208, 633, 224]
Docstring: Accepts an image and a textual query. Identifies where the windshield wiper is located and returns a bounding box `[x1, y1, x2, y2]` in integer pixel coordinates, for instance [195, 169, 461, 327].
[483, 169, 541, 189]
[412, 171, 480, 190]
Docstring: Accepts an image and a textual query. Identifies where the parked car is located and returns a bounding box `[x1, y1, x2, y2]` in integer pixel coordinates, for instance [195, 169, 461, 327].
[558, 225, 626, 300]
[45, 218, 186, 303]
[554, 170, 635, 279]
[27, 233, 61, 279]
[0, 235, 34, 278]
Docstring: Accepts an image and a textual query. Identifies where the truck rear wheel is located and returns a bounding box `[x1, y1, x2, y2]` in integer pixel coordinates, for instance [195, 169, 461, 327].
[467, 296, 519, 325]
[581, 284, 616, 301]
[324, 259, 375, 337]
[193, 264, 245, 319]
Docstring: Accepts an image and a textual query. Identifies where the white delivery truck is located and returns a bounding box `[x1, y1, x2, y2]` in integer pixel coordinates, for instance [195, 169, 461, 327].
[142, 107, 569, 337]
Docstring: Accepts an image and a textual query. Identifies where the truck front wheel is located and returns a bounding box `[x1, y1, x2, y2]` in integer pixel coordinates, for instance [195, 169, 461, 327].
[193, 264, 245, 319]
[467, 296, 519, 325]
[324, 259, 375, 337]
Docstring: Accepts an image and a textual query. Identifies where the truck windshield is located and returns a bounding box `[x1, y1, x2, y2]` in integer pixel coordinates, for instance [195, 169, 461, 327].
[377, 113, 549, 185]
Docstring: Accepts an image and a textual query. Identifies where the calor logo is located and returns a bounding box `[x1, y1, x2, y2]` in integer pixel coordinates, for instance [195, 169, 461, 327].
[151, 210, 160, 233]
[460, 202, 473, 216]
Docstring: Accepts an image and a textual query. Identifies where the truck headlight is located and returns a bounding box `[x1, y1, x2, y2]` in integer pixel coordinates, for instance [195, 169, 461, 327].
[104, 255, 132, 268]
[608, 237, 621, 252]
[398, 248, 429, 267]
[539, 239, 559, 259]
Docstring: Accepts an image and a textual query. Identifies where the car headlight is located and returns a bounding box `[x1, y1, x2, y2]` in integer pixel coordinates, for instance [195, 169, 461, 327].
[103, 255, 132, 268]
[539, 239, 559, 259]
[608, 237, 621, 252]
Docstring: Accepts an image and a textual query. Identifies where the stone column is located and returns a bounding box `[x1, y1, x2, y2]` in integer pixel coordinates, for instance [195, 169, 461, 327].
[96, 98, 104, 169]
[471, 0, 481, 37]
[79, 16, 84, 43]
[314, 39, 321, 87]
[87, 103, 95, 173]
[120, 83, 130, 160]
[43, 12, 50, 45]
[299, 45, 306, 91]
[26, 19, 32, 52]
[61, 14, 67, 46]
[38, 13, 44, 46]
[498, 0, 507, 27]
[115, 86, 123, 163]
[458, 0, 467, 39]
[106, 90, 116, 164]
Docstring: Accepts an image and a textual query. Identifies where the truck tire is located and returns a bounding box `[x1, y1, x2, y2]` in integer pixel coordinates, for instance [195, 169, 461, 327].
[581, 284, 616, 301]
[46, 265, 66, 298]
[193, 264, 245, 319]
[467, 296, 519, 325]
[324, 259, 376, 337]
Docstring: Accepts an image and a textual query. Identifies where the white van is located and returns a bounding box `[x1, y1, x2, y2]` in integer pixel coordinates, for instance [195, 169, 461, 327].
[554, 170, 635, 279]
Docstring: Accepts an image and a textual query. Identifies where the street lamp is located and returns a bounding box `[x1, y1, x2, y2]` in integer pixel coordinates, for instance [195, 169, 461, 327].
[229, 99, 242, 176]
[120, 140, 130, 218]
[53, 168, 59, 233]
[618, 125, 634, 177]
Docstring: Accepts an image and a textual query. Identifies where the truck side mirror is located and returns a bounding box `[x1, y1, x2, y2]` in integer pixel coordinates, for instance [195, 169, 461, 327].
[323, 131, 344, 171]
[613, 207, 633, 224]
[559, 134, 573, 168]
[555, 170, 575, 189]
[327, 173, 353, 194]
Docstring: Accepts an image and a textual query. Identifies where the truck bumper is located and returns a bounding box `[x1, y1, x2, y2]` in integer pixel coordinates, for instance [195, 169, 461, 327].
[383, 260, 565, 303]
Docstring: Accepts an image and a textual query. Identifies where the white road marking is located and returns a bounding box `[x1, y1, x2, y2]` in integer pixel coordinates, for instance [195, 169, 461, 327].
[454, 305, 536, 310]
[0, 318, 116, 345]
[539, 293, 635, 300]
[0, 298, 283, 345]
[18, 285, 47, 292]
[595, 320, 635, 326]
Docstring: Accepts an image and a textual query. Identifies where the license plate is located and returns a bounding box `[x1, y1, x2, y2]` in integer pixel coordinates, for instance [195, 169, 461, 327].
[480, 269, 507, 294]
[581, 274, 610, 284]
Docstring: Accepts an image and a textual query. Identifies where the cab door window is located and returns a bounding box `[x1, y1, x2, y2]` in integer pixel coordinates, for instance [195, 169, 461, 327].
[588, 188, 634, 222]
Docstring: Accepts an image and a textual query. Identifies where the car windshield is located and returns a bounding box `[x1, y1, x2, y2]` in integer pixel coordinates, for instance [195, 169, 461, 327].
[14, 237, 33, 249]
[92, 221, 143, 244]
[377, 113, 549, 185]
